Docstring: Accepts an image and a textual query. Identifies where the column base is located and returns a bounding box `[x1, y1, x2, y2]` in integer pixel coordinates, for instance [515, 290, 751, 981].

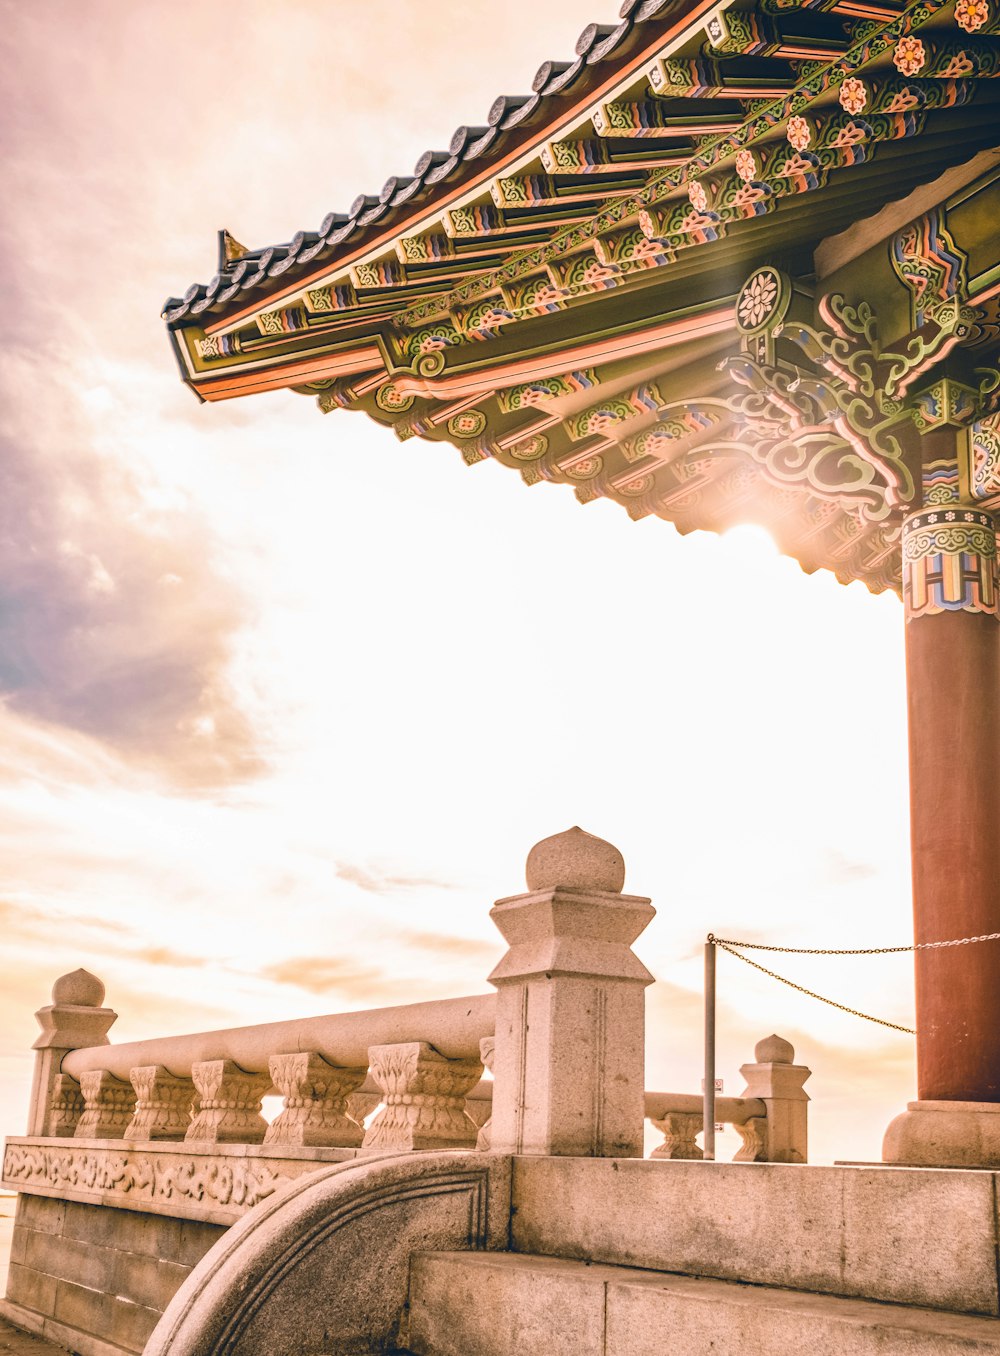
[883, 1100, 1000, 1168]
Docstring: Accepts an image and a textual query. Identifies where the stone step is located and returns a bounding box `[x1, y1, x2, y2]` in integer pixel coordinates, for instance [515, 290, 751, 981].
[406, 1252, 1000, 1356]
[509, 1158, 1000, 1316]
[0, 1315, 72, 1355]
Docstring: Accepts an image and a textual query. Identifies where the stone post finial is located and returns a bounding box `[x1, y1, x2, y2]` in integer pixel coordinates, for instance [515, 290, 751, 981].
[524, 826, 626, 893]
[739, 1033, 811, 1164]
[754, 1033, 795, 1064]
[50, 969, 105, 1008]
[28, 970, 118, 1137]
[489, 830, 654, 1158]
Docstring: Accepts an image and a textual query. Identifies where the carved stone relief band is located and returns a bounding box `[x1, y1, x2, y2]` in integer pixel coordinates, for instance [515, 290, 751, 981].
[1, 1137, 358, 1228]
[902, 507, 998, 620]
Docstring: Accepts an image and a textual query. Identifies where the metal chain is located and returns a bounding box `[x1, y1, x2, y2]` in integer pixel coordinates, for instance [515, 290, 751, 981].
[708, 931, 1000, 955]
[712, 939, 916, 1034]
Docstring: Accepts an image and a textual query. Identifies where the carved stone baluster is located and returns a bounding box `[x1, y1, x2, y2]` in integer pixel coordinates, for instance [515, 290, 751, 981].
[733, 1117, 769, 1162]
[75, 1070, 135, 1139]
[125, 1065, 194, 1141]
[186, 1060, 269, 1144]
[362, 1042, 483, 1152]
[264, 1052, 366, 1147]
[346, 1090, 381, 1127]
[48, 1074, 84, 1138]
[475, 1036, 495, 1151]
[649, 1110, 704, 1160]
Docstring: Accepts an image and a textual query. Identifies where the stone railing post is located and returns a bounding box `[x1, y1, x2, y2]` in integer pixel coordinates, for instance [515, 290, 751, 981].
[488, 827, 655, 1157]
[738, 1034, 811, 1164]
[28, 969, 117, 1137]
[125, 1065, 195, 1141]
[264, 1052, 366, 1147]
[186, 1060, 270, 1144]
[362, 1041, 483, 1151]
[75, 1069, 135, 1139]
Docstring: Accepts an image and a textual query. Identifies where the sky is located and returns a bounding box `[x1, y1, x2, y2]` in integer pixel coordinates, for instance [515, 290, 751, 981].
[0, 0, 918, 1167]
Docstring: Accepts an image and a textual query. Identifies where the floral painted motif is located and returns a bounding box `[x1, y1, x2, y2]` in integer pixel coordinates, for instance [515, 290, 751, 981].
[887, 89, 921, 113]
[737, 270, 779, 330]
[566, 456, 603, 479]
[508, 434, 548, 462]
[375, 383, 414, 412]
[893, 35, 926, 75]
[831, 121, 869, 150]
[735, 149, 757, 182]
[447, 409, 487, 439]
[786, 115, 811, 151]
[956, 0, 989, 31]
[941, 50, 976, 77]
[839, 77, 867, 116]
[688, 180, 709, 213]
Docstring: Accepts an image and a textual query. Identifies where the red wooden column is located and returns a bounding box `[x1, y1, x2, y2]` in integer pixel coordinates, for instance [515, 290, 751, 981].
[886, 416, 1000, 1164]
[906, 571, 1000, 1097]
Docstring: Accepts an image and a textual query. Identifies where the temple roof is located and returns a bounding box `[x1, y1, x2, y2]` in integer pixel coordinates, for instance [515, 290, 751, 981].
[162, 2, 736, 327]
[163, 0, 1000, 596]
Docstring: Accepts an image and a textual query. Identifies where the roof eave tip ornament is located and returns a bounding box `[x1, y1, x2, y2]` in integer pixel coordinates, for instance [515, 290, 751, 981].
[218, 228, 249, 270]
[525, 825, 626, 893]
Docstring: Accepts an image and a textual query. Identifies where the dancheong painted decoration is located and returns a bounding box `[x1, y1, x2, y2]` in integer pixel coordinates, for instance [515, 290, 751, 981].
[163, 0, 1000, 608]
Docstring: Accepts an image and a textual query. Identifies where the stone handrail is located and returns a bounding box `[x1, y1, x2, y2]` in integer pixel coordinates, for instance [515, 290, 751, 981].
[645, 1090, 768, 1161]
[60, 994, 495, 1081]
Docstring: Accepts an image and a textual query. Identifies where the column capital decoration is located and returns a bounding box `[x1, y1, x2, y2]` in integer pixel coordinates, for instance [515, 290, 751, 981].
[902, 504, 998, 620]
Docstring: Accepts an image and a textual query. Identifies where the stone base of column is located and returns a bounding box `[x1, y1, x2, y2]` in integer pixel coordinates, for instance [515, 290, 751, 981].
[883, 1100, 1000, 1168]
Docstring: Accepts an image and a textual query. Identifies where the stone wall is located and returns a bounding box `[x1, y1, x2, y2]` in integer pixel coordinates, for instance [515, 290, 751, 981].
[3, 1194, 223, 1356]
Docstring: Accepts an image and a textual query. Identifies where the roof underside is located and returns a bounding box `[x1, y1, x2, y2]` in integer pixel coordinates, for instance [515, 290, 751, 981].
[164, 0, 1000, 595]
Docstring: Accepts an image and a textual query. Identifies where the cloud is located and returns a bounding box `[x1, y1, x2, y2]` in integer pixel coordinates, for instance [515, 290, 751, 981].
[130, 946, 210, 969]
[258, 956, 394, 999]
[0, 897, 122, 939]
[334, 863, 459, 894]
[0, 898, 213, 975]
[0, 347, 263, 788]
[257, 955, 458, 1006]
[825, 849, 879, 883]
[399, 930, 500, 961]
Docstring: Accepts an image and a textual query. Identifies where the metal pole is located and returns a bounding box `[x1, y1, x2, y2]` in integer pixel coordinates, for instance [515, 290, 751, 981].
[704, 937, 716, 1162]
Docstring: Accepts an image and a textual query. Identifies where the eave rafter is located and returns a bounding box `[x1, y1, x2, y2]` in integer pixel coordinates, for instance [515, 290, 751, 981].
[165, 0, 1000, 595]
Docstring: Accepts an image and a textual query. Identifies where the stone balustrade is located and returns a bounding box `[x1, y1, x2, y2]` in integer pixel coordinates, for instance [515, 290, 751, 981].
[1, 828, 815, 1356]
[12, 830, 811, 1167]
[27, 987, 496, 1154]
[644, 1031, 811, 1164]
